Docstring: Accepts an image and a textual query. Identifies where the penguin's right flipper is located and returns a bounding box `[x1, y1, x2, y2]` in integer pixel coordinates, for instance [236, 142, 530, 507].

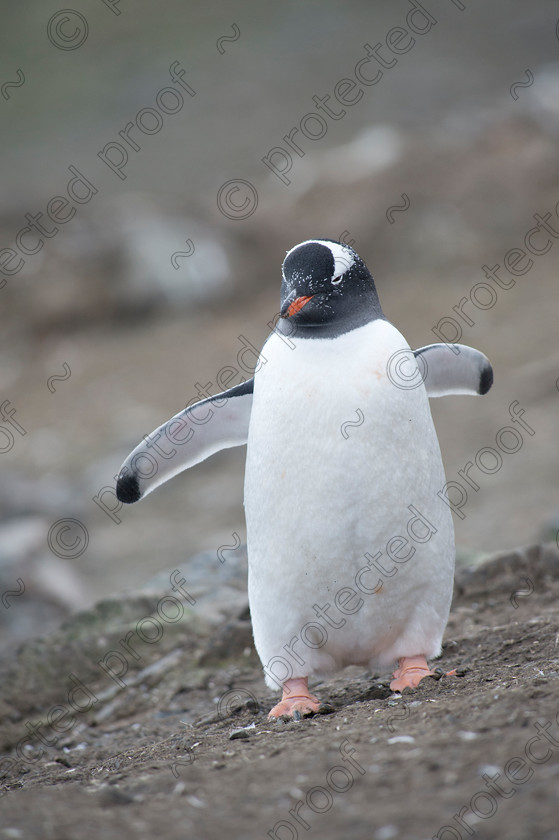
[116, 379, 253, 504]
[413, 344, 493, 398]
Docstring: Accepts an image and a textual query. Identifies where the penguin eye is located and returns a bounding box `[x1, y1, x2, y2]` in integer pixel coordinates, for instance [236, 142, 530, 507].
[331, 275, 342, 285]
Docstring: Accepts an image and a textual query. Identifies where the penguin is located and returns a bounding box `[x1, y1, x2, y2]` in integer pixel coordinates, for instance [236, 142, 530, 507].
[116, 239, 493, 720]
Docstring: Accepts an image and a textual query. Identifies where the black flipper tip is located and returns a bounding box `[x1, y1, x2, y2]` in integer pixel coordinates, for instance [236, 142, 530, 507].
[479, 362, 494, 396]
[116, 471, 141, 504]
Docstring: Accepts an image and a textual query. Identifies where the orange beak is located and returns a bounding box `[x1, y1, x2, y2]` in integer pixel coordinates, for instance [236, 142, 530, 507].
[285, 295, 314, 317]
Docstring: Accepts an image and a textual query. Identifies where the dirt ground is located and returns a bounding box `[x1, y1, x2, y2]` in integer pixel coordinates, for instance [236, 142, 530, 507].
[1, 4, 558, 838]
[1, 543, 558, 840]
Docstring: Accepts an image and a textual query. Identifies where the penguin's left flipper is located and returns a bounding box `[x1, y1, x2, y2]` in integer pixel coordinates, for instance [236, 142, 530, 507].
[413, 344, 493, 398]
[116, 379, 253, 504]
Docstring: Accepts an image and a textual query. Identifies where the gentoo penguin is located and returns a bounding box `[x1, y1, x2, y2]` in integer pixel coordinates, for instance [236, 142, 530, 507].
[116, 239, 493, 719]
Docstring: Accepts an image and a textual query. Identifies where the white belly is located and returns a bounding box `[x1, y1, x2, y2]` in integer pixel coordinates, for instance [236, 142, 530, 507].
[244, 320, 455, 689]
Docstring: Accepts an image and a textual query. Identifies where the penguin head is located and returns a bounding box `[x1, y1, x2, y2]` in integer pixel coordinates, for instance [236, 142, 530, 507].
[279, 240, 384, 337]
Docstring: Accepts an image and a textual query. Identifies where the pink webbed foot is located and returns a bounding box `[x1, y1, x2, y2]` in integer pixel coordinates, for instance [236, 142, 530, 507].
[390, 655, 456, 692]
[268, 677, 321, 721]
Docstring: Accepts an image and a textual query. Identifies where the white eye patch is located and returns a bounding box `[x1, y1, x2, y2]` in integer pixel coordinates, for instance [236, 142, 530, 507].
[324, 241, 355, 278]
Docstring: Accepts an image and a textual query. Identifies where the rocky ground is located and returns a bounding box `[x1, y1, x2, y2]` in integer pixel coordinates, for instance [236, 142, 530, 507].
[0, 543, 558, 840]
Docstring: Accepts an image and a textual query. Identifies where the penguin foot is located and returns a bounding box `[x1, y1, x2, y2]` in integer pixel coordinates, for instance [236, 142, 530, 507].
[390, 655, 455, 692]
[268, 677, 321, 721]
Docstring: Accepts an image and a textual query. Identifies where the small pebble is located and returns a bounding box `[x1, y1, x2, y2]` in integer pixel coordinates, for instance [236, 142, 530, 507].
[387, 735, 415, 745]
[478, 764, 501, 778]
[229, 723, 256, 740]
[374, 826, 399, 840]
[185, 795, 206, 809]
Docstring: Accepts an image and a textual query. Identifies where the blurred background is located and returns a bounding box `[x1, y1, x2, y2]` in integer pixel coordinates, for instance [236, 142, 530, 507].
[1, 0, 558, 648]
